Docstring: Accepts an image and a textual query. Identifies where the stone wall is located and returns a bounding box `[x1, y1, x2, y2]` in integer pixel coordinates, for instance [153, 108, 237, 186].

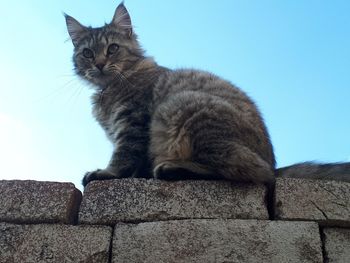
[1, 178, 349, 262]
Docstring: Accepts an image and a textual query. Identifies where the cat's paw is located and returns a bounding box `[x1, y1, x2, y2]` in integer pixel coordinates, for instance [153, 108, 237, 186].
[82, 169, 118, 187]
[153, 162, 192, 180]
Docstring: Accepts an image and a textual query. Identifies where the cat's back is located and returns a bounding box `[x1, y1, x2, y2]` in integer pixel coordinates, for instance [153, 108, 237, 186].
[154, 69, 265, 129]
[155, 69, 243, 100]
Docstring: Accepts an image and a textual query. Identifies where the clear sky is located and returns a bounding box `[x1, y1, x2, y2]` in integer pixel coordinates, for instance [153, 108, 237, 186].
[1, 1, 349, 190]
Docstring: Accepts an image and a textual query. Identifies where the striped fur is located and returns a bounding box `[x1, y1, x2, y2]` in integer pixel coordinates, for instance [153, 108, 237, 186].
[66, 3, 350, 186]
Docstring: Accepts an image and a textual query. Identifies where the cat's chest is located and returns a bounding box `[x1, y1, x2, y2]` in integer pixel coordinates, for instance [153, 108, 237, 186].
[93, 102, 127, 140]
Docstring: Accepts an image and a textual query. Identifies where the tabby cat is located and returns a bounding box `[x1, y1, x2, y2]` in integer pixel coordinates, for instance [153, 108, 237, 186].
[65, 3, 350, 186]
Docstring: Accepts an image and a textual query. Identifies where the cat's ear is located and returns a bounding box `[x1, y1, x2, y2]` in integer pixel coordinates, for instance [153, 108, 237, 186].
[111, 2, 133, 37]
[65, 14, 87, 47]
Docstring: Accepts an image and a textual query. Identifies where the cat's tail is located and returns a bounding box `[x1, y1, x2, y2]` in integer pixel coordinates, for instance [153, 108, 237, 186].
[276, 162, 350, 183]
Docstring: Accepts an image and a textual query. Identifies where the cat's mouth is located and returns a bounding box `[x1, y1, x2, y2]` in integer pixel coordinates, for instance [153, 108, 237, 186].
[86, 69, 116, 86]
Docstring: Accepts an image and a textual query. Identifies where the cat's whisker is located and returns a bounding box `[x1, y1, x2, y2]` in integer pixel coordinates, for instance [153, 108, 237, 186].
[56, 73, 76, 78]
[84, 71, 93, 80]
[67, 85, 85, 112]
[114, 70, 135, 87]
[65, 82, 85, 107]
[34, 77, 80, 103]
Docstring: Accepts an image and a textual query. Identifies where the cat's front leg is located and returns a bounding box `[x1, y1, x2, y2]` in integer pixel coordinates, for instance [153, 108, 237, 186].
[82, 167, 118, 187]
[82, 132, 150, 186]
[82, 150, 133, 186]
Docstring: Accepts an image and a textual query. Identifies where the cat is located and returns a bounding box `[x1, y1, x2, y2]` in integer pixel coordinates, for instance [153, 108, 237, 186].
[65, 3, 350, 187]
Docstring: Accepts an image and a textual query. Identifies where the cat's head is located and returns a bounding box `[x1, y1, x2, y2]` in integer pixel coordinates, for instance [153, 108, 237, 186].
[65, 3, 143, 87]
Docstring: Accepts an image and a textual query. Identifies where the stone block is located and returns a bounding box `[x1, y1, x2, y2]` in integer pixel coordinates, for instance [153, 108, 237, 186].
[0, 223, 112, 263]
[323, 228, 350, 263]
[79, 178, 268, 224]
[112, 219, 322, 263]
[275, 178, 350, 226]
[0, 180, 82, 224]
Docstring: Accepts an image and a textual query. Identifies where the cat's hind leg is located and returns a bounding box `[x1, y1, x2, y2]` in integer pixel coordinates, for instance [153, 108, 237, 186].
[150, 95, 216, 180]
[154, 160, 216, 180]
[150, 122, 216, 180]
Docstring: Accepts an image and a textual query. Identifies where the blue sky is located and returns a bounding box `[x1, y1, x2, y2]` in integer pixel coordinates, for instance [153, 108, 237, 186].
[1, 1, 349, 190]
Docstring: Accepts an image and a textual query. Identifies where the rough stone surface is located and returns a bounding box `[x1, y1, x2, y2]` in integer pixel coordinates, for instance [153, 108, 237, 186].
[0, 180, 82, 224]
[79, 178, 268, 224]
[0, 222, 112, 263]
[275, 178, 350, 226]
[112, 219, 322, 263]
[323, 228, 350, 263]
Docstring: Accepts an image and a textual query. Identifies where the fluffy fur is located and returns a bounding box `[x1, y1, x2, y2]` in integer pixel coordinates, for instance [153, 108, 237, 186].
[65, 3, 349, 186]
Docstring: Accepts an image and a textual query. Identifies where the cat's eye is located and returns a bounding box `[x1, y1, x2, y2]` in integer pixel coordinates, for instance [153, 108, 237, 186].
[82, 48, 94, 59]
[107, 44, 119, 55]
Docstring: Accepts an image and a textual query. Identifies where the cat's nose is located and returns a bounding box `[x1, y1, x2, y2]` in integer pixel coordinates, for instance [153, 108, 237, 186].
[96, 63, 105, 71]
